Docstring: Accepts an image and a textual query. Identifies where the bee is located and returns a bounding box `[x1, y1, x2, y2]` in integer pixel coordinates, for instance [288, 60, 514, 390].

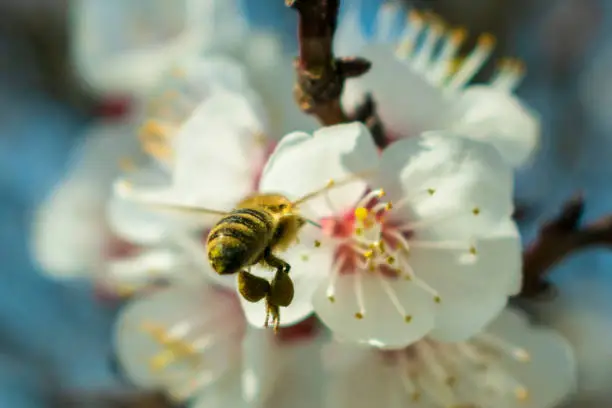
[143, 173, 367, 332]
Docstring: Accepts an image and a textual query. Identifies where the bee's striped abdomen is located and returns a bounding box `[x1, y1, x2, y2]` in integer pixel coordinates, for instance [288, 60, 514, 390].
[206, 208, 274, 275]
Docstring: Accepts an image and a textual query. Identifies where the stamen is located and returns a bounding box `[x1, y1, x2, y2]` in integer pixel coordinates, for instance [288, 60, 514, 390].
[140, 321, 200, 373]
[376, 273, 412, 323]
[446, 33, 495, 91]
[396, 10, 424, 59]
[353, 271, 366, 319]
[409, 240, 471, 251]
[491, 59, 526, 92]
[326, 255, 346, 303]
[430, 27, 467, 85]
[398, 258, 441, 303]
[397, 353, 421, 401]
[412, 15, 443, 72]
[355, 189, 386, 210]
[473, 333, 531, 363]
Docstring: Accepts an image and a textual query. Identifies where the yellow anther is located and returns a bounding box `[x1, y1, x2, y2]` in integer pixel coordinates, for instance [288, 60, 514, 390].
[469, 246, 477, 255]
[314, 240, 321, 248]
[478, 33, 496, 47]
[434, 295, 442, 303]
[328, 295, 336, 303]
[354, 312, 364, 320]
[326, 179, 335, 187]
[408, 9, 422, 23]
[355, 227, 364, 236]
[386, 256, 395, 265]
[515, 387, 529, 401]
[384, 202, 393, 211]
[472, 207, 481, 216]
[404, 315, 413, 323]
[427, 188, 436, 196]
[451, 27, 467, 44]
[377, 189, 386, 198]
[354, 207, 369, 221]
[364, 250, 374, 259]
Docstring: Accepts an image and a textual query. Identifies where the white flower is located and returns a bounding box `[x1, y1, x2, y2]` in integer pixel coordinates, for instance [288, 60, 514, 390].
[31, 120, 142, 278]
[336, 3, 540, 167]
[112, 49, 316, 284]
[114, 283, 325, 407]
[324, 308, 576, 408]
[244, 122, 521, 348]
[71, 0, 247, 95]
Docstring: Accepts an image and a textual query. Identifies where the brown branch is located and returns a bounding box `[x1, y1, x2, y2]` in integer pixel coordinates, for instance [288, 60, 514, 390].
[286, 0, 371, 126]
[519, 193, 612, 298]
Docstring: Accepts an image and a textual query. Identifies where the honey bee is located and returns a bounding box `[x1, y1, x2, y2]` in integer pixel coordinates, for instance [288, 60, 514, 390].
[144, 173, 366, 331]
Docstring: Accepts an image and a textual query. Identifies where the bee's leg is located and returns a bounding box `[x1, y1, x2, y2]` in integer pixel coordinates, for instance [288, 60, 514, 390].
[263, 249, 291, 274]
[265, 298, 281, 333]
[238, 270, 270, 303]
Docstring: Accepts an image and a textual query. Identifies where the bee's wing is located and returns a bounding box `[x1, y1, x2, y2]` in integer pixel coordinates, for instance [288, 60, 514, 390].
[142, 202, 229, 227]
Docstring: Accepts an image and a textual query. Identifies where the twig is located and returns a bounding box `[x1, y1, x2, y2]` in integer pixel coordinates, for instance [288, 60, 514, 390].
[519, 193, 612, 298]
[286, 0, 371, 126]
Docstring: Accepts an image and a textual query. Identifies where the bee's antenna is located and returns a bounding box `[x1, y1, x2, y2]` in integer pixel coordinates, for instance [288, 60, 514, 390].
[292, 169, 375, 207]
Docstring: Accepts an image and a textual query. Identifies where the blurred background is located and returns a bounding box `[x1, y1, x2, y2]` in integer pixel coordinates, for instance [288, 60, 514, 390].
[1, 0, 611, 406]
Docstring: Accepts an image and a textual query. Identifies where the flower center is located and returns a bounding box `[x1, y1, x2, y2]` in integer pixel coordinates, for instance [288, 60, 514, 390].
[383, 334, 531, 406]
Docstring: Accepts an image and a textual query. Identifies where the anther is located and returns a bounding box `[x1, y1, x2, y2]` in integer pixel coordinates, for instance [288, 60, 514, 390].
[478, 33, 496, 48]
[314, 240, 321, 248]
[427, 188, 436, 196]
[328, 295, 336, 303]
[451, 27, 467, 44]
[300, 254, 309, 262]
[326, 179, 335, 187]
[377, 189, 386, 198]
[386, 256, 395, 265]
[514, 387, 529, 401]
[355, 312, 364, 319]
[469, 246, 477, 255]
[355, 207, 369, 221]
[404, 315, 413, 323]
[364, 250, 374, 259]
[472, 207, 480, 216]
[434, 295, 442, 303]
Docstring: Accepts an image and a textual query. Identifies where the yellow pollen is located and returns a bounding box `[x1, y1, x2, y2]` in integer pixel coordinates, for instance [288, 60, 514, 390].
[434, 295, 442, 303]
[377, 189, 386, 198]
[469, 246, 477, 255]
[328, 295, 336, 303]
[314, 240, 321, 248]
[355, 228, 364, 236]
[326, 179, 335, 187]
[384, 202, 393, 211]
[427, 188, 436, 196]
[408, 9, 422, 23]
[355, 312, 364, 320]
[472, 207, 481, 216]
[404, 315, 412, 323]
[386, 256, 395, 265]
[355, 207, 369, 221]
[478, 33, 496, 47]
[515, 387, 529, 401]
[364, 250, 374, 259]
[451, 27, 467, 44]
[368, 263, 376, 273]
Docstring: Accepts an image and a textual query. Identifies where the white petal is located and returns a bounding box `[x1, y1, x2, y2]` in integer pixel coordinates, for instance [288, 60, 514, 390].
[409, 223, 522, 341]
[377, 131, 514, 240]
[104, 248, 204, 292]
[313, 272, 436, 349]
[111, 167, 220, 236]
[240, 233, 332, 328]
[32, 178, 107, 278]
[241, 328, 287, 406]
[342, 45, 452, 138]
[259, 123, 375, 218]
[171, 90, 267, 210]
[114, 285, 245, 401]
[449, 86, 541, 167]
[189, 368, 246, 408]
[71, 0, 221, 95]
[323, 342, 399, 408]
[487, 309, 576, 408]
